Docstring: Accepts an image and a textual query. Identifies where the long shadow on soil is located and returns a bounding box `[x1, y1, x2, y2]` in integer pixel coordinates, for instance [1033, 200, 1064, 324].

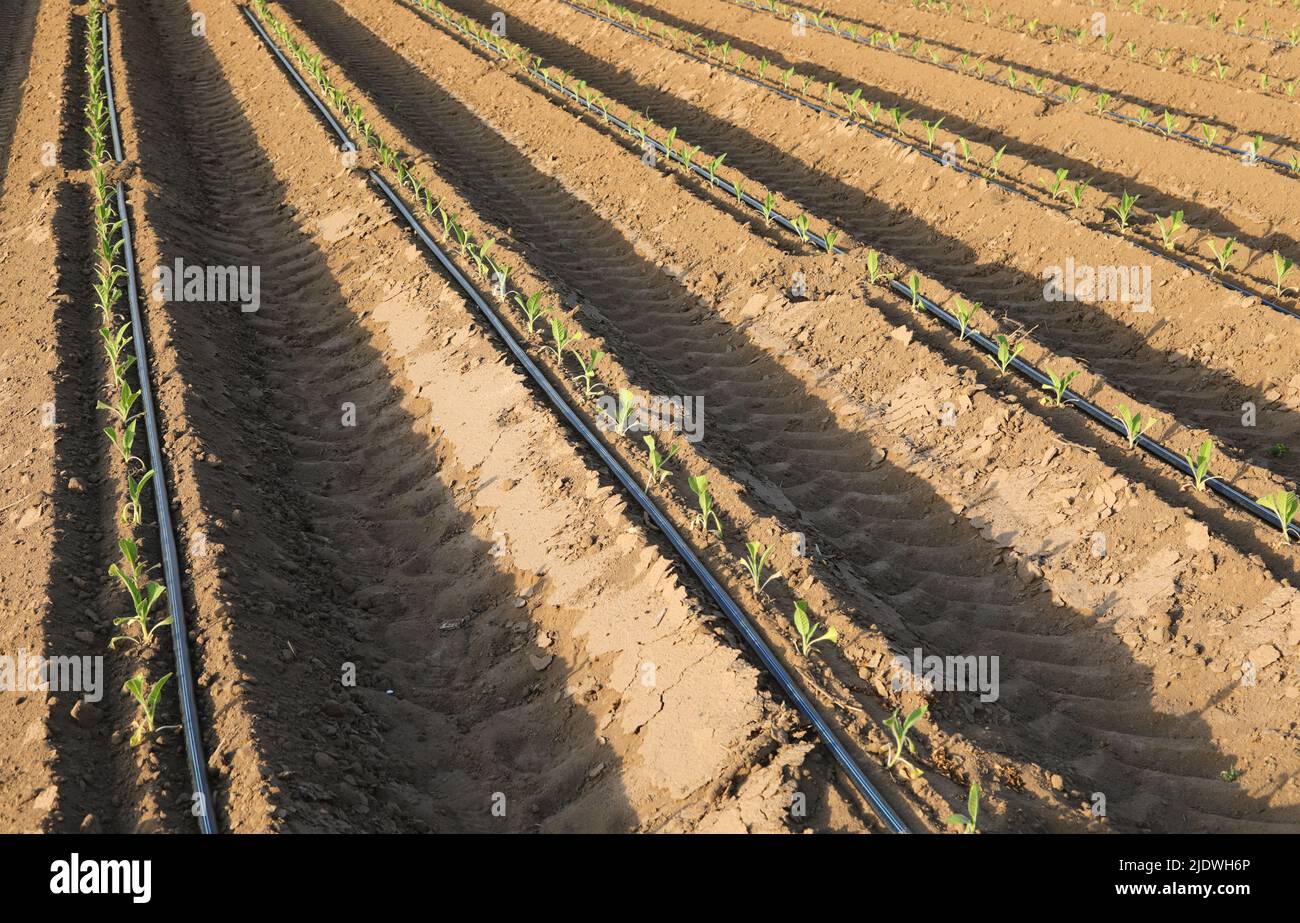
[114, 0, 638, 832]
[297, 0, 1299, 831]
[450, 0, 1300, 490]
[413, 0, 1300, 538]
[632, 0, 1300, 152]
[0, 0, 40, 201]
[458, 0, 1300, 295]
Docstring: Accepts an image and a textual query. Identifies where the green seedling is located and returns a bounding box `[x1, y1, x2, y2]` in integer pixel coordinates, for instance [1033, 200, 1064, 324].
[1109, 191, 1140, 231]
[1273, 251, 1295, 296]
[104, 419, 139, 468]
[603, 388, 637, 435]
[1208, 236, 1236, 273]
[687, 475, 722, 537]
[921, 117, 944, 148]
[1115, 404, 1153, 447]
[1270, 442, 1289, 458]
[888, 106, 911, 131]
[995, 334, 1024, 374]
[952, 296, 981, 340]
[988, 144, 1007, 178]
[573, 348, 605, 398]
[1043, 167, 1069, 200]
[121, 468, 156, 526]
[823, 230, 839, 253]
[513, 291, 545, 333]
[793, 213, 811, 242]
[707, 153, 726, 185]
[123, 672, 174, 747]
[96, 380, 140, 427]
[907, 271, 923, 311]
[548, 313, 581, 362]
[1041, 367, 1079, 406]
[884, 704, 926, 778]
[740, 541, 780, 594]
[946, 781, 981, 833]
[792, 599, 837, 656]
[643, 434, 677, 486]
[1221, 768, 1241, 782]
[108, 565, 170, 651]
[761, 192, 776, 227]
[1183, 440, 1220, 491]
[1095, 92, 1112, 114]
[1257, 489, 1298, 542]
[1066, 179, 1091, 209]
[1155, 210, 1185, 250]
[867, 249, 887, 284]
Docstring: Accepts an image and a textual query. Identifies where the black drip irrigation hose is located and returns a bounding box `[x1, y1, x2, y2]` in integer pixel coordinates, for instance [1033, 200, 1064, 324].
[562, 0, 1300, 322]
[559, 0, 1300, 543]
[406, 0, 837, 249]
[888, 277, 1300, 542]
[728, 0, 1299, 174]
[100, 13, 218, 835]
[241, 5, 912, 834]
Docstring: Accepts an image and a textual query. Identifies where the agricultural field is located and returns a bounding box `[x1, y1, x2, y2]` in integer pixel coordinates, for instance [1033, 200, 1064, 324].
[0, 0, 1298, 843]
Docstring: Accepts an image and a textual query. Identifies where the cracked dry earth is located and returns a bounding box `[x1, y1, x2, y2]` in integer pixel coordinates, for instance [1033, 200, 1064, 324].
[0, 0, 1298, 835]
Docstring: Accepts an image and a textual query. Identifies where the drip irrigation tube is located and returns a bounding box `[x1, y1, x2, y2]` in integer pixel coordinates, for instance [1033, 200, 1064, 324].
[242, 5, 912, 834]
[727, 0, 1299, 174]
[557, 0, 1300, 542]
[405, 0, 836, 249]
[100, 13, 218, 834]
[561, 0, 1300, 321]
[887, 277, 1300, 542]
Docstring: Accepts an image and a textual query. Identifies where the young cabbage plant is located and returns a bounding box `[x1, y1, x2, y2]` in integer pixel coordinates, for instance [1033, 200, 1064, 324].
[1108, 191, 1140, 231]
[884, 703, 926, 779]
[761, 192, 776, 227]
[687, 475, 722, 537]
[123, 672, 175, 747]
[642, 434, 678, 487]
[792, 600, 837, 656]
[1043, 167, 1069, 200]
[1155, 210, 1185, 251]
[907, 271, 924, 312]
[946, 781, 981, 834]
[512, 291, 545, 333]
[793, 214, 811, 242]
[573, 348, 605, 398]
[995, 334, 1024, 374]
[1183, 440, 1220, 491]
[740, 541, 780, 594]
[1273, 251, 1295, 296]
[1208, 237, 1236, 273]
[1041, 367, 1079, 406]
[121, 468, 156, 526]
[1115, 404, 1153, 447]
[603, 388, 637, 436]
[952, 296, 981, 340]
[108, 567, 170, 651]
[1257, 489, 1298, 543]
[548, 314, 581, 363]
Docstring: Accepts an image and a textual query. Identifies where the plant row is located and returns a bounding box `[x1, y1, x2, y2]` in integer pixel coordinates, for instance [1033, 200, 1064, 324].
[398, 0, 843, 252]
[571, 0, 1300, 310]
[85, 2, 175, 749]
[872, 0, 1300, 97]
[506, 0, 1300, 539]
[709, 0, 1300, 174]
[252, 0, 983, 831]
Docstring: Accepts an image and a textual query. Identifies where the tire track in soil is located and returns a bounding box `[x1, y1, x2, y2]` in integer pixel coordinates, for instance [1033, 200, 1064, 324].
[546, 0, 1300, 271]
[480, 0, 1300, 489]
[292, 0, 1292, 830]
[0, 0, 39, 201]
[114, 0, 809, 833]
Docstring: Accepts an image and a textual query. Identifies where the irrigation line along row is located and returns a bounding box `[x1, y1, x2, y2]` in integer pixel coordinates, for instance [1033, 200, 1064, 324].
[99, 12, 217, 834]
[562, 0, 1300, 322]
[560, 0, 1300, 543]
[242, 5, 912, 834]
[728, 0, 1299, 174]
[404, 0, 837, 250]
